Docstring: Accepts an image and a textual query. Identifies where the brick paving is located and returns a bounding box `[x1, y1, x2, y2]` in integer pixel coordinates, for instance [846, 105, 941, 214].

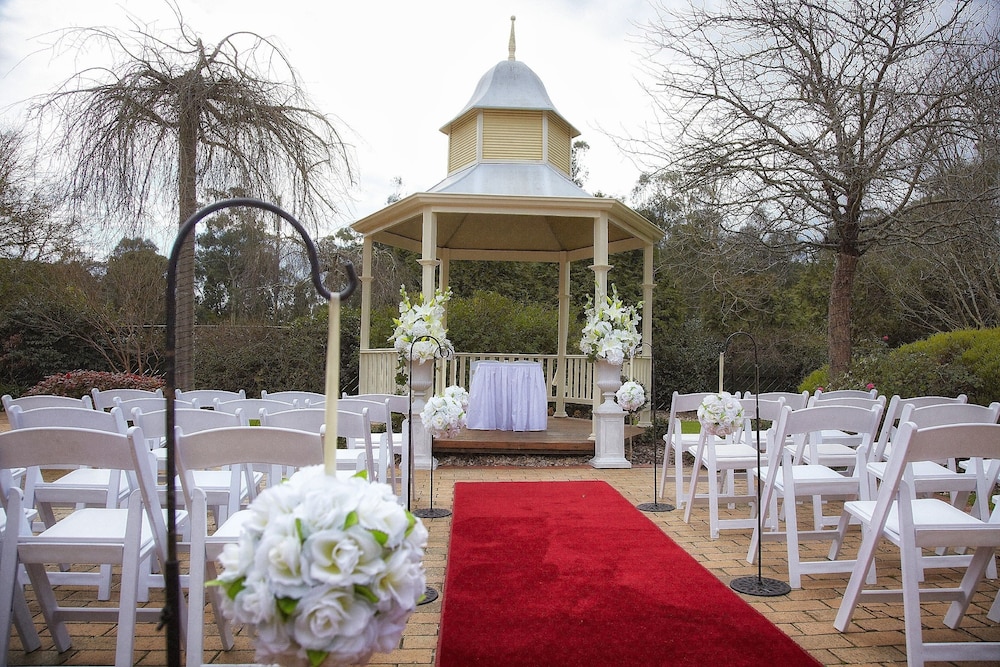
[4, 442, 999, 665]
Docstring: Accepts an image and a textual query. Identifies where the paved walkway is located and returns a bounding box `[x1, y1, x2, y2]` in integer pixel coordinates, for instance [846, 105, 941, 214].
[4, 455, 999, 665]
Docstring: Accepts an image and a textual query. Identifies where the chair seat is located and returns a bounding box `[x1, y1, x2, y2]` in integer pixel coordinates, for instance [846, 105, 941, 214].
[867, 460, 979, 489]
[33, 469, 131, 504]
[686, 442, 758, 461]
[844, 498, 996, 547]
[23, 507, 154, 549]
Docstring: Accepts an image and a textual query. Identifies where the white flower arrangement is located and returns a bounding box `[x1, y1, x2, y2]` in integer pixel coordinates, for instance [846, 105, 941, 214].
[615, 381, 647, 414]
[420, 385, 469, 439]
[697, 391, 745, 437]
[389, 286, 453, 363]
[212, 466, 428, 667]
[579, 285, 642, 366]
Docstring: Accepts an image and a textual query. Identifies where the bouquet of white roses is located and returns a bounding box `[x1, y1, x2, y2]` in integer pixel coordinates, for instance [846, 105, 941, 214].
[697, 391, 745, 437]
[579, 285, 642, 365]
[615, 381, 647, 413]
[389, 286, 453, 363]
[212, 466, 428, 667]
[420, 385, 468, 439]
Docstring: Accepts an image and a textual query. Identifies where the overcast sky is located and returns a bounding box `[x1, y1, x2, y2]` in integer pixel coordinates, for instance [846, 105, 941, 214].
[0, 0, 665, 249]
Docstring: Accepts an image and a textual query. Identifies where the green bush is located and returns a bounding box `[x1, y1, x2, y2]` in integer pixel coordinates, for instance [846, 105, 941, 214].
[799, 328, 1000, 404]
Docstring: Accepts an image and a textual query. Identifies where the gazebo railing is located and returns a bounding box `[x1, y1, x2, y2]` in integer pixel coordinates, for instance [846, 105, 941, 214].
[358, 349, 652, 424]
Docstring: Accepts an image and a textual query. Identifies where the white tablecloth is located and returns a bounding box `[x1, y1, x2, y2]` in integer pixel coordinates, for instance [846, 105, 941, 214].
[466, 361, 548, 431]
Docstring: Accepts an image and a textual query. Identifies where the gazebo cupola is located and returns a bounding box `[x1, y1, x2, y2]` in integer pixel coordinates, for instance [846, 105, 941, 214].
[431, 16, 587, 198]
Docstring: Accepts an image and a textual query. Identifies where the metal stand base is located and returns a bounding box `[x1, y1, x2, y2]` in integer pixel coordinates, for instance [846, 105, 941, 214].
[730, 575, 791, 597]
[413, 507, 451, 519]
[637, 501, 675, 513]
[418, 586, 439, 605]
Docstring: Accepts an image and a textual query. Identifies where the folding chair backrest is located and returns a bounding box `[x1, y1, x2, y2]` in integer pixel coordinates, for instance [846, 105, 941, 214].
[174, 425, 324, 506]
[813, 388, 878, 401]
[336, 409, 375, 481]
[90, 387, 163, 411]
[132, 407, 243, 442]
[744, 391, 810, 410]
[259, 407, 326, 433]
[175, 388, 246, 405]
[2, 394, 94, 411]
[768, 403, 884, 471]
[900, 401, 1000, 429]
[213, 398, 294, 420]
[8, 404, 128, 433]
[260, 390, 325, 407]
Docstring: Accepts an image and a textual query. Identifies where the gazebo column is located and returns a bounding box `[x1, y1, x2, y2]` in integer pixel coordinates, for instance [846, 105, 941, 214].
[590, 213, 629, 469]
[439, 249, 451, 390]
[554, 255, 570, 418]
[413, 208, 440, 470]
[639, 242, 655, 427]
[358, 237, 374, 392]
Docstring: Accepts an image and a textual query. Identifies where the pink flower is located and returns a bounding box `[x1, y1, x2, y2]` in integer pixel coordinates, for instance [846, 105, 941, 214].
[865, 383, 875, 390]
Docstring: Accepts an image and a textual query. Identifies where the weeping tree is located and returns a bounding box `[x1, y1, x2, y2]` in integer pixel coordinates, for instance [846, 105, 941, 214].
[29, 3, 354, 387]
[630, 0, 1000, 377]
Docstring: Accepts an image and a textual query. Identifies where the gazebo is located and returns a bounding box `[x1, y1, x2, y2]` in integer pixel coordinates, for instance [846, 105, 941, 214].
[350, 18, 663, 468]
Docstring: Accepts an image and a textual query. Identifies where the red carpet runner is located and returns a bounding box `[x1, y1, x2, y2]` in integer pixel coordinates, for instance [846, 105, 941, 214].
[436, 481, 821, 666]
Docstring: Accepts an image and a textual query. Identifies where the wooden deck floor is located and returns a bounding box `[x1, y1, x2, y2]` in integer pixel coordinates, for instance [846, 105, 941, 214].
[433, 416, 644, 454]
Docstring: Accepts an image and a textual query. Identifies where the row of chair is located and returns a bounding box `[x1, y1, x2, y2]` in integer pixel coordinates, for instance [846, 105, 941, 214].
[1, 388, 419, 666]
[661, 388, 999, 665]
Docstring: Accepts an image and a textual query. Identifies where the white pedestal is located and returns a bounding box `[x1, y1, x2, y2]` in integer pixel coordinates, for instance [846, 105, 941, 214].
[407, 360, 437, 471]
[591, 401, 631, 469]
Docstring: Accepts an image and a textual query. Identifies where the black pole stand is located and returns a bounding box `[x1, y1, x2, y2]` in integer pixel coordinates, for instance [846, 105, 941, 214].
[406, 336, 452, 520]
[724, 331, 791, 597]
[162, 198, 358, 667]
[635, 342, 674, 513]
[403, 335, 448, 606]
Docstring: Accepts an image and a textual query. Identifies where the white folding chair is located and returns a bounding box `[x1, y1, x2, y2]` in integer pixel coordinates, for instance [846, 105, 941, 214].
[339, 398, 395, 487]
[114, 395, 193, 415]
[742, 391, 810, 410]
[175, 425, 335, 667]
[748, 402, 883, 588]
[813, 388, 878, 401]
[2, 393, 94, 411]
[834, 422, 1000, 666]
[870, 394, 969, 466]
[0, 425, 183, 667]
[336, 408, 377, 482]
[349, 393, 408, 495]
[0, 489, 41, 654]
[213, 397, 294, 423]
[683, 397, 785, 538]
[260, 389, 325, 407]
[90, 387, 163, 411]
[795, 395, 886, 469]
[658, 391, 713, 508]
[131, 407, 259, 524]
[175, 388, 246, 406]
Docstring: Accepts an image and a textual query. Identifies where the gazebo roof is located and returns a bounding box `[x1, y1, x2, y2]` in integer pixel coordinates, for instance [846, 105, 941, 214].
[349, 17, 663, 263]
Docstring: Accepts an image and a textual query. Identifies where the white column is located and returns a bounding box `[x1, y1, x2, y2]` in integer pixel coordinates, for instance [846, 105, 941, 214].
[358, 236, 374, 394]
[413, 208, 439, 470]
[555, 255, 570, 418]
[640, 242, 655, 427]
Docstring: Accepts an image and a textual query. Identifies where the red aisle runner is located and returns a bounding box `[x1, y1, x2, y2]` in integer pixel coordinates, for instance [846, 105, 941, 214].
[436, 480, 822, 666]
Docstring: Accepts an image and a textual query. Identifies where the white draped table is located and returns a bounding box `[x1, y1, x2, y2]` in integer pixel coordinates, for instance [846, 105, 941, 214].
[466, 361, 548, 431]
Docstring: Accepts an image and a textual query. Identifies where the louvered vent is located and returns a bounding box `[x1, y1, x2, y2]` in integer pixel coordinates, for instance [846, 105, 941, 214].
[482, 110, 543, 161]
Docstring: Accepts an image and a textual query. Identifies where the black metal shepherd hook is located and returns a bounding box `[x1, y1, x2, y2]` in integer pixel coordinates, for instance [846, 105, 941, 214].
[403, 333, 449, 607]
[161, 198, 358, 667]
[406, 335, 452, 520]
[634, 342, 674, 513]
[722, 331, 791, 598]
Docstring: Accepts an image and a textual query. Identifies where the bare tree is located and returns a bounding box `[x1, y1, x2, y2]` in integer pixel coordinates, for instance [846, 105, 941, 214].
[630, 0, 1000, 376]
[29, 3, 355, 386]
[0, 129, 74, 261]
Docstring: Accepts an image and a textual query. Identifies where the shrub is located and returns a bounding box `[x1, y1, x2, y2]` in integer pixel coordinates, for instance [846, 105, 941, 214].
[23, 370, 165, 399]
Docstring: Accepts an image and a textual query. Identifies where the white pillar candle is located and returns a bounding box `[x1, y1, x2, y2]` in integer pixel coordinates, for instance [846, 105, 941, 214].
[718, 351, 725, 394]
[324, 294, 340, 476]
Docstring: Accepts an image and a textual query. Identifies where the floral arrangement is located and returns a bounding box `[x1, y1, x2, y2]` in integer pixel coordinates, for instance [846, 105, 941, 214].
[579, 285, 642, 366]
[615, 380, 647, 414]
[212, 466, 428, 667]
[389, 286, 453, 363]
[420, 385, 469, 439]
[697, 391, 745, 437]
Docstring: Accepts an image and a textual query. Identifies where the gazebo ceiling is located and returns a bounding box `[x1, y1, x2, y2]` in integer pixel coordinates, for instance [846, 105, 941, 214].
[351, 192, 663, 263]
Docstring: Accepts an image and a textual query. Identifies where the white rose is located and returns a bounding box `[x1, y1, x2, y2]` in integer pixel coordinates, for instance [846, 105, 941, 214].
[291, 585, 375, 652]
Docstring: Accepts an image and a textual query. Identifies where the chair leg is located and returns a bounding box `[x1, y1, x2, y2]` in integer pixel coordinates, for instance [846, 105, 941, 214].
[1, 490, 42, 656]
[186, 495, 207, 667]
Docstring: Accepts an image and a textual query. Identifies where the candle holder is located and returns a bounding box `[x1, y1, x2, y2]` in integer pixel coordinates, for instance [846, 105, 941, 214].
[722, 332, 791, 598]
[162, 198, 358, 666]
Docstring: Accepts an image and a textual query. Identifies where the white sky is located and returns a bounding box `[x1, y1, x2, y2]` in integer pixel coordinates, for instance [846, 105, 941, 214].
[0, 0, 665, 251]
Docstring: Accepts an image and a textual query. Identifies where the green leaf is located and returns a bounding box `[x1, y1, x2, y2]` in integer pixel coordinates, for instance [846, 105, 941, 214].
[354, 584, 378, 603]
[276, 596, 298, 619]
[405, 511, 418, 536]
[344, 510, 359, 530]
[206, 576, 246, 600]
[370, 528, 388, 546]
[353, 469, 368, 480]
[295, 517, 306, 543]
[307, 649, 329, 667]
